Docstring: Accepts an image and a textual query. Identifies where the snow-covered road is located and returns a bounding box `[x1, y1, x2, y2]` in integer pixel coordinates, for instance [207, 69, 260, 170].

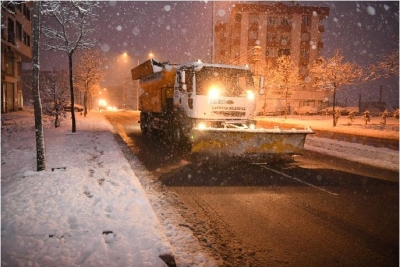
[1, 109, 398, 266]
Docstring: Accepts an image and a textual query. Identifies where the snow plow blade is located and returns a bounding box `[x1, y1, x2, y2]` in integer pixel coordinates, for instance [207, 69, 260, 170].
[189, 126, 314, 156]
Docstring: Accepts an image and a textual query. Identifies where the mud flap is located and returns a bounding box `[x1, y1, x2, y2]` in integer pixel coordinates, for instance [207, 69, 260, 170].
[188, 127, 313, 156]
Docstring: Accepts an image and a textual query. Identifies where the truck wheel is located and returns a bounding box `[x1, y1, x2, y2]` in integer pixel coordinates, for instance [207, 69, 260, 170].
[172, 125, 183, 144]
[170, 124, 190, 151]
[140, 113, 149, 134]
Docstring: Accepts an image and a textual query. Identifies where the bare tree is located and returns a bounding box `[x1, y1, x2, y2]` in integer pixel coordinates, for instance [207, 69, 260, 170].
[41, 1, 100, 132]
[40, 70, 70, 127]
[74, 48, 105, 117]
[32, 1, 46, 171]
[268, 55, 303, 119]
[365, 50, 399, 81]
[309, 49, 363, 126]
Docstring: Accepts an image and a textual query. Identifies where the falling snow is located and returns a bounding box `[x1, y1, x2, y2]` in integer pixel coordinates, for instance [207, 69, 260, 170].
[367, 6, 376, 15]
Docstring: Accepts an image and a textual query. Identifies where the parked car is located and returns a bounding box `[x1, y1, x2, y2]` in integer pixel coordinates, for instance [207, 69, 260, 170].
[293, 106, 318, 115]
[64, 103, 84, 112]
[318, 106, 354, 115]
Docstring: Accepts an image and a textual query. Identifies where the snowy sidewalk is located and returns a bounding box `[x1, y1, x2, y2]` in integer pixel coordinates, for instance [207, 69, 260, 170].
[1, 110, 177, 266]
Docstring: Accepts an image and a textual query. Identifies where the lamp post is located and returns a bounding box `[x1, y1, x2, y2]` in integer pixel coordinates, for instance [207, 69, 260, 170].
[119, 52, 130, 109]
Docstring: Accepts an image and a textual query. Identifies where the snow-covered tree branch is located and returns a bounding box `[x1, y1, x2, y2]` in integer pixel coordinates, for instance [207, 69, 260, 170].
[74, 48, 106, 117]
[365, 50, 399, 82]
[309, 49, 363, 126]
[40, 70, 70, 127]
[40, 1, 100, 132]
[263, 55, 304, 118]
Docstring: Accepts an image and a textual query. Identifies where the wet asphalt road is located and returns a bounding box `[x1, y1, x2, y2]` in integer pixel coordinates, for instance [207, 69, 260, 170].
[104, 110, 398, 267]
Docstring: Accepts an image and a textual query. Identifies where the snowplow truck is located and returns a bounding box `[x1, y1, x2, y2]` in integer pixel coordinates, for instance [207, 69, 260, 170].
[131, 59, 313, 156]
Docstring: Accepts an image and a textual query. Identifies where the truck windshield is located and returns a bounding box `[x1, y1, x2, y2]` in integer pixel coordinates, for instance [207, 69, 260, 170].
[195, 67, 254, 97]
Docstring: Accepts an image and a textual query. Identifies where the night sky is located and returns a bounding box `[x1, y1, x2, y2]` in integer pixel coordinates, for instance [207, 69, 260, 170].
[40, 1, 399, 108]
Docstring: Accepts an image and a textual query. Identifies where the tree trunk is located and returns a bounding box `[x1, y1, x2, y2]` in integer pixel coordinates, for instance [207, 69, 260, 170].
[84, 90, 88, 117]
[284, 87, 288, 119]
[32, 2, 46, 171]
[54, 101, 60, 128]
[332, 86, 337, 127]
[68, 53, 76, 132]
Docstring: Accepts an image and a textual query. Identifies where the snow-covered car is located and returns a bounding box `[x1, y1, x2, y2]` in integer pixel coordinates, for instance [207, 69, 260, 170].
[319, 106, 357, 115]
[293, 106, 318, 115]
[64, 103, 84, 112]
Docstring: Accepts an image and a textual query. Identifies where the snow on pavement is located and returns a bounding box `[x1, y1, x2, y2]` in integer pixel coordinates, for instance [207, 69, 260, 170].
[257, 115, 399, 172]
[304, 136, 399, 172]
[1, 109, 398, 266]
[1, 109, 217, 267]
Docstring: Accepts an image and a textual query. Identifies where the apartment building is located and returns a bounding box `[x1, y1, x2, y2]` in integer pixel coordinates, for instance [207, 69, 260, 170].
[214, 2, 331, 115]
[1, 1, 32, 113]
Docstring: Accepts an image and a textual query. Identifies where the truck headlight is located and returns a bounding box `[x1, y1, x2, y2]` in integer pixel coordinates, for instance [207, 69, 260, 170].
[247, 90, 255, 100]
[198, 122, 206, 129]
[208, 86, 221, 99]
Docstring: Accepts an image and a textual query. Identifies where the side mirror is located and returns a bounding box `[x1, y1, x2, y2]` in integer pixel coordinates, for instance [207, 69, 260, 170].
[259, 76, 265, 95]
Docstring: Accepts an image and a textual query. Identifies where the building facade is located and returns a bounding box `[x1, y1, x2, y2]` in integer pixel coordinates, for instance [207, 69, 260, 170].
[1, 1, 32, 113]
[214, 3, 331, 115]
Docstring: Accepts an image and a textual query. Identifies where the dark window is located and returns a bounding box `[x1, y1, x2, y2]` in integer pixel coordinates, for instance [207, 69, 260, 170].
[16, 21, 22, 41]
[248, 30, 258, 40]
[7, 2, 16, 14]
[300, 48, 310, 58]
[266, 48, 278, 58]
[27, 34, 30, 47]
[23, 32, 31, 47]
[267, 17, 278, 26]
[16, 2, 22, 12]
[302, 16, 311, 26]
[235, 13, 242, 23]
[1, 17, 5, 39]
[249, 13, 258, 24]
[26, 7, 30, 21]
[7, 18, 15, 44]
[281, 17, 291, 26]
[278, 49, 290, 56]
[23, 4, 31, 20]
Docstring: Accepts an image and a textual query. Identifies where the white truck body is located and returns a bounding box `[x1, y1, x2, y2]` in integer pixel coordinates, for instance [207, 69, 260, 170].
[131, 59, 313, 156]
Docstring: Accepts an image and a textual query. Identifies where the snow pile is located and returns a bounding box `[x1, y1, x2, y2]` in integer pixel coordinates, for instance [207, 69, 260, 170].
[257, 115, 399, 172]
[1, 109, 216, 267]
[305, 136, 399, 172]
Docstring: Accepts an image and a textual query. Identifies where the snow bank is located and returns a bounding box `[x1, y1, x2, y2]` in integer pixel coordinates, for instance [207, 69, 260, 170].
[1, 109, 216, 267]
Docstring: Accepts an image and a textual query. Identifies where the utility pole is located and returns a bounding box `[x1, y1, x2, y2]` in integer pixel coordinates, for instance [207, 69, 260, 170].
[211, 1, 215, 63]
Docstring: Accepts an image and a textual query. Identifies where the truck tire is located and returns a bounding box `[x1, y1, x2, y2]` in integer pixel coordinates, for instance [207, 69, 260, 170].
[172, 125, 182, 144]
[170, 122, 190, 151]
[140, 113, 150, 134]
